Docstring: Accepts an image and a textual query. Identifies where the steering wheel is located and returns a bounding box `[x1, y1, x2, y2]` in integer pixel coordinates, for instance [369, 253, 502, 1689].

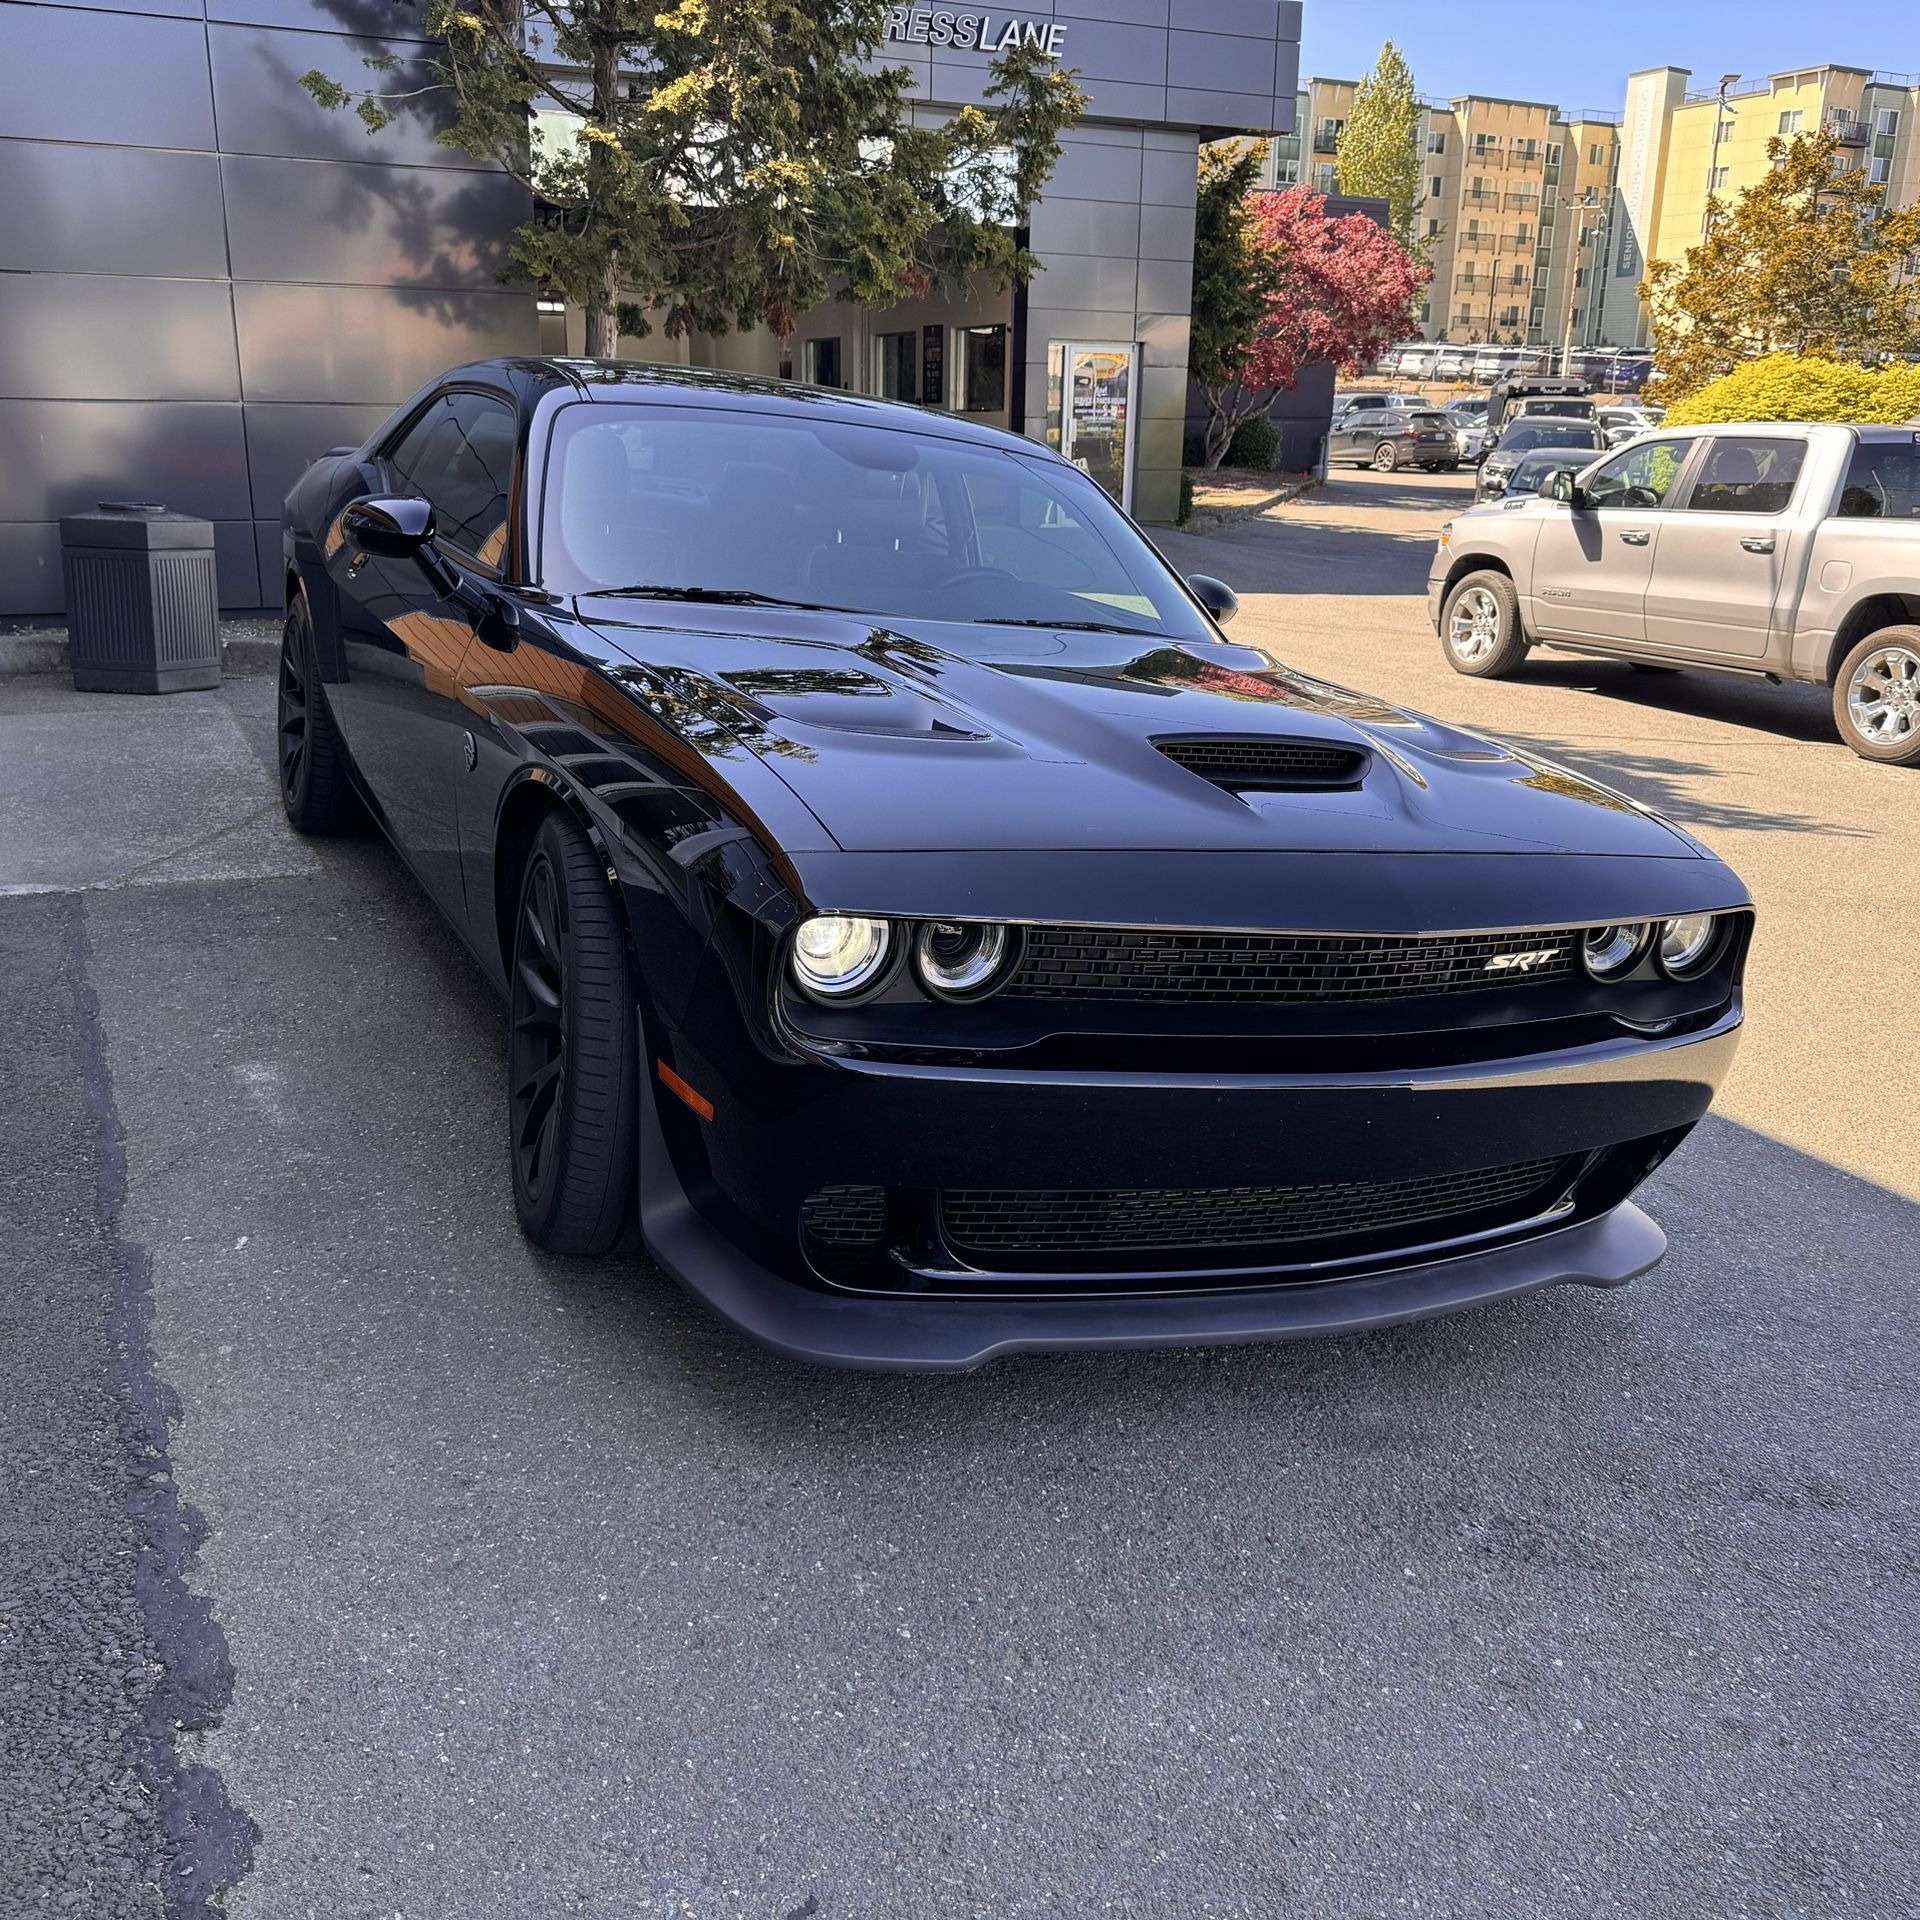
[934, 567, 1020, 594]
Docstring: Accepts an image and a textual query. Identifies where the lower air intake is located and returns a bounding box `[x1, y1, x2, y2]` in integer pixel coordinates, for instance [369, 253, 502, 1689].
[941, 1156, 1572, 1268]
[800, 1185, 887, 1247]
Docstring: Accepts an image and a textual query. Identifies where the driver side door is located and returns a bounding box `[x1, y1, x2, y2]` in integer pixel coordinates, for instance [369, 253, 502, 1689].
[1527, 437, 1700, 644]
[323, 387, 519, 918]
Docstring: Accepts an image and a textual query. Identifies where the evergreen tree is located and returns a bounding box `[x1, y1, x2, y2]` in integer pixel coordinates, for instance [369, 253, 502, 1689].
[1189, 142, 1287, 467]
[1335, 43, 1424, 255]
[302, 0, 1085, 356]
[1642, 129, 1920, 402]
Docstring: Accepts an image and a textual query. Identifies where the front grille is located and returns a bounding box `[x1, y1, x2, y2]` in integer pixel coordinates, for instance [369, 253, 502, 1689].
[799, 1185, 886, 1247]
[1157, 737, 1368, 791]
[1004, 926, 1579, 1003]
[942, 1156, 1571, 1265]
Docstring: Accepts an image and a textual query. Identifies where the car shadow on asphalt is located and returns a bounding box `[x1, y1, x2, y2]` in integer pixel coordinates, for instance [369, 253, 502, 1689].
[1517, 657, 1840, 749]
[1487, 730, 1869, 838]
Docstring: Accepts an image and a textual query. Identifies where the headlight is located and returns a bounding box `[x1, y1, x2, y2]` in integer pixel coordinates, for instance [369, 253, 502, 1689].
[913, 921, 1016, 1000]
[790, 914, 893, 1000]
[1583, 922, 1651, 979]
[1657, 913, 1721, 977]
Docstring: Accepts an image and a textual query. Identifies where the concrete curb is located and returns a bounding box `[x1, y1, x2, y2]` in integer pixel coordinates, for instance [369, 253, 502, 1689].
[1185, 472, 1319, 532]
[0, 629, 280, 681]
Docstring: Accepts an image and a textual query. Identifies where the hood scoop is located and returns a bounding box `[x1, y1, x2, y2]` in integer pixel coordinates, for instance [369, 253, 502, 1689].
[1156, 735, 1370, 793]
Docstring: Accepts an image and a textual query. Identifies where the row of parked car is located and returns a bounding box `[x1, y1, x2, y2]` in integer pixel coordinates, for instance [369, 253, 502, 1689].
[1374, 343, 1657, 392]
[1329, 387, 1666, 493]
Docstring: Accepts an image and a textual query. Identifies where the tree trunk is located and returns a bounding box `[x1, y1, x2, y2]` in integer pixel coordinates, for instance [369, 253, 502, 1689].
[584, 271, 619, 358]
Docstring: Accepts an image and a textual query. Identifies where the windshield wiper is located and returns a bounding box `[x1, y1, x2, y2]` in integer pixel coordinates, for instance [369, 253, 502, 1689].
[582, 586, 855, 613]
[975, 616, 1162, 636]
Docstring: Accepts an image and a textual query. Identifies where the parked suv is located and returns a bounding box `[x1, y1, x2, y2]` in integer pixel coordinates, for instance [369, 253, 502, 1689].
[1429, 422, 1920, 764]
[1477, 418, 1607, 497]
[1329, 406, 1461, 472]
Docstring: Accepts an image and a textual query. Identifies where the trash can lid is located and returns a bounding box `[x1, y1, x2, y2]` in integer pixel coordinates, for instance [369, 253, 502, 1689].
[59, 501, 218, 551]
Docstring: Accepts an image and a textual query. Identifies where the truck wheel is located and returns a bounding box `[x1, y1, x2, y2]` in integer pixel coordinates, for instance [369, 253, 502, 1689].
[1834, 627, 1920, 766]
[1372, 442, 1400, 472]
[1441, 571, 1528, 679]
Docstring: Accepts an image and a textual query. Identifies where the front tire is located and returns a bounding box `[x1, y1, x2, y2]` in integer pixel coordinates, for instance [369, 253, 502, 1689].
[1440, 570, 1529, 679]
[1834, 627, 1920, 766]
[277, 594, 359, 834]
[1372, 441, 1400, 472]
[508, 810, 640, 1256]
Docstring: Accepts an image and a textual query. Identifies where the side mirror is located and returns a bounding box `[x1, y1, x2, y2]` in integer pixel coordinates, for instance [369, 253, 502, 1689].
[1542, 470, 1573, 503]
[341, 495, 435, 561]
[1188, 573, 1239, 626]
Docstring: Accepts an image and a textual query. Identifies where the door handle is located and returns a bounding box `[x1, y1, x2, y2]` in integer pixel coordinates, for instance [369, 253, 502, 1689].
[1741, 536, 1776, 554]
[1618, 530, 1651, 546]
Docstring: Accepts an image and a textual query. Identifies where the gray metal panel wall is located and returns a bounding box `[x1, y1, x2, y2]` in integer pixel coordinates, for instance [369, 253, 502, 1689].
[0, 0, 536, 617]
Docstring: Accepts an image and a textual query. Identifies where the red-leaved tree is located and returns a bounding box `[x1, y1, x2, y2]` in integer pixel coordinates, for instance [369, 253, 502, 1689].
[1196, 185, 1428, 468]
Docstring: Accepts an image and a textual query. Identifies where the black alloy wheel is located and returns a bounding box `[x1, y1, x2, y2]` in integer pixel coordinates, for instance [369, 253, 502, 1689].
[277, 594, 358, 834]
[508, 809, 639, 1255]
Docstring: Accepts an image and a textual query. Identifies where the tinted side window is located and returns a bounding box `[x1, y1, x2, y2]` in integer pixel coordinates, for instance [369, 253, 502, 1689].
[1838, 441, 1920, 519]
[385, 391, 517, 566]
[1584, 439, 1689, 510]
[1685, 436, 1806, 515]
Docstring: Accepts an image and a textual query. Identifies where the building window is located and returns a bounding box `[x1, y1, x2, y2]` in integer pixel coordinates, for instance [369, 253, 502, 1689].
[1428, 131, 1446, 154]
[1430, 175, 1442, 198]
[873, 330, 916, 402]
[1713, 118, 1731, 146]
[1575, 265, 1589, 288]
[1427, 217, 1440, 237]
[804, 337, 843, 388]
[1514, 138, 1539, 163]
[1870, 155, 1892, 185]
[1710, 166, 1730, 190]
[1313, 163, 1336, 191]
[1546, 142, 1563, 167]
[1591, 141, 1605, 164]
[1511, 265, 1528, 288]
[1515, 224, 1531, 246]
[954, 325, 1007, 414]
[1473, 134, 1498, 157]
[1778, 109, 1804, 137]
[1877, 108, 1901, 138]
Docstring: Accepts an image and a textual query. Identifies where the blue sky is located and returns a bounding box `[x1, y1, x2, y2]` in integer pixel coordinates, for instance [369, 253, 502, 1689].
[1299, 3, 1916, 113]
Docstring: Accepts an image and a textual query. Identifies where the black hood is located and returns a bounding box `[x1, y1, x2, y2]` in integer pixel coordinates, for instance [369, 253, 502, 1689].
[574, 604, 1705, 862]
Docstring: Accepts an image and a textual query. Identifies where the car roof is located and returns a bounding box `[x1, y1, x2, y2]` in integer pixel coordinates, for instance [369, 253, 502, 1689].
[430, 355, 1047, 457]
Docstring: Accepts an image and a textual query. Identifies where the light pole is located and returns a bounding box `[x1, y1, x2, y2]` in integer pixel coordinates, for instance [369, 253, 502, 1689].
[1707, 73, 1740, 234]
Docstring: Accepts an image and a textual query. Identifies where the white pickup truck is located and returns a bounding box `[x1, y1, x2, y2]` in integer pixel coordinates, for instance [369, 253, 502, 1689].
[1427, 421, 1920, 764]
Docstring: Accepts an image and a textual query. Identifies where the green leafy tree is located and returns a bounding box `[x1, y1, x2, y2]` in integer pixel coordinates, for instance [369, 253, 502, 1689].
[302, 0, 1086, 356]
[1189, 141, 1288, 467]
[1334, 42, 1424, 254]
[1662, 352, 1920, 425]
[1642, 128, 1920, 402]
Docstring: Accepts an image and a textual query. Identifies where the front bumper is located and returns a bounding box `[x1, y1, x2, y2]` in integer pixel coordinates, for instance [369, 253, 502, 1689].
[636, 1009, 1740, 1370]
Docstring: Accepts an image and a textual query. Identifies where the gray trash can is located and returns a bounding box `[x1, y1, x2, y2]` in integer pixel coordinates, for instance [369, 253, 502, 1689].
[59, 501, 221, 693]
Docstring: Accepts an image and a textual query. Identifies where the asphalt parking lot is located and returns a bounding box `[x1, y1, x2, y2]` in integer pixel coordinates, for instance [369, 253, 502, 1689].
[3, 477, 1916, 1919]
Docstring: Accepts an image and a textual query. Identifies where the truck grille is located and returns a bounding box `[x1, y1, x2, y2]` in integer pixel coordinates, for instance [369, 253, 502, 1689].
[941, 1156, 1572, 1266]
[1004, 926, 1578, 1003]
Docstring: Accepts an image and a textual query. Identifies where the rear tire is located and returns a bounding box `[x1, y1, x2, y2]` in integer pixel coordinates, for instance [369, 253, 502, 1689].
[1440, 570, 1528, 679]
[277, 593, 360, 835]
[507, 809, 640, 1255]
[1372, 442, 1400, 472]
[1833, 626, 1920, 766]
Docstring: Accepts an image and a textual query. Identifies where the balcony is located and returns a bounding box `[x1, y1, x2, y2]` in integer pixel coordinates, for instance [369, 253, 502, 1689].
[1312, 130, 1340, 154]
[1829, 119, 1870, 148]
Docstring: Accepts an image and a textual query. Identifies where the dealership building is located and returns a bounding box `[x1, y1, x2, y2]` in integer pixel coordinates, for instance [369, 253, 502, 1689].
[0, 0, 1301, 617]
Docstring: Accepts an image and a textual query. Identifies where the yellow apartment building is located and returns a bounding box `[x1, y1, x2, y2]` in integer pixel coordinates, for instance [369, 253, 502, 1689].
[1602, 65, 1920, 347]
[1259, 62, 1920, 352]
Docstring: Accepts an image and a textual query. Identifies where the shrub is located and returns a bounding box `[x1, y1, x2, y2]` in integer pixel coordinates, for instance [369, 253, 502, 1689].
[1181, 432, 1209, 468]
[1178, 467, 1196, 527]
[1664, 353, 1920, 428]
[1226, 415, 1279, 469]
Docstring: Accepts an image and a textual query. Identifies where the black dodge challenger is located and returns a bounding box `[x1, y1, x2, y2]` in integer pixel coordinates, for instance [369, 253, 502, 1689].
[278, 357, 1750, 1369]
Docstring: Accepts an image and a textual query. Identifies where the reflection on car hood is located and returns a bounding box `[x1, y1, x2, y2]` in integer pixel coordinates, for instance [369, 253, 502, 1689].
[574, 603, 1704, 859]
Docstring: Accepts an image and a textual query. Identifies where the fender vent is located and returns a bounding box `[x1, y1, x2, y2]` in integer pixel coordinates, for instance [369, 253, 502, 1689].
[1156, 736, 1368, 791]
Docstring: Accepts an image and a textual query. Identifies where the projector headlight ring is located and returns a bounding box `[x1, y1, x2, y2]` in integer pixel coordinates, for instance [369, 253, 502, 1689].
[1657, 912, 1721, 978]
[1582, 922, 1652, 980]
[789, 914, 894, 1001]
[913, 921, 1018, 1000]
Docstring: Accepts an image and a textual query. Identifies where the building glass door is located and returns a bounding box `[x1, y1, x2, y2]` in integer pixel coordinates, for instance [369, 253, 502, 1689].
[1053, 342, 1140, 512]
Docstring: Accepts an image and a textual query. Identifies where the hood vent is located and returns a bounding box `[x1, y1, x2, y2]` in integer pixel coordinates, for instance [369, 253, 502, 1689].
[1156, 736, 1369, 792]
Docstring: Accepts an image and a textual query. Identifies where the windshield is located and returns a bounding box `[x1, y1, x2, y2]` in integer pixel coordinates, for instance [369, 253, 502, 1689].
[538, 402, 1210, 637]
[1502, 423, 1600, 453]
